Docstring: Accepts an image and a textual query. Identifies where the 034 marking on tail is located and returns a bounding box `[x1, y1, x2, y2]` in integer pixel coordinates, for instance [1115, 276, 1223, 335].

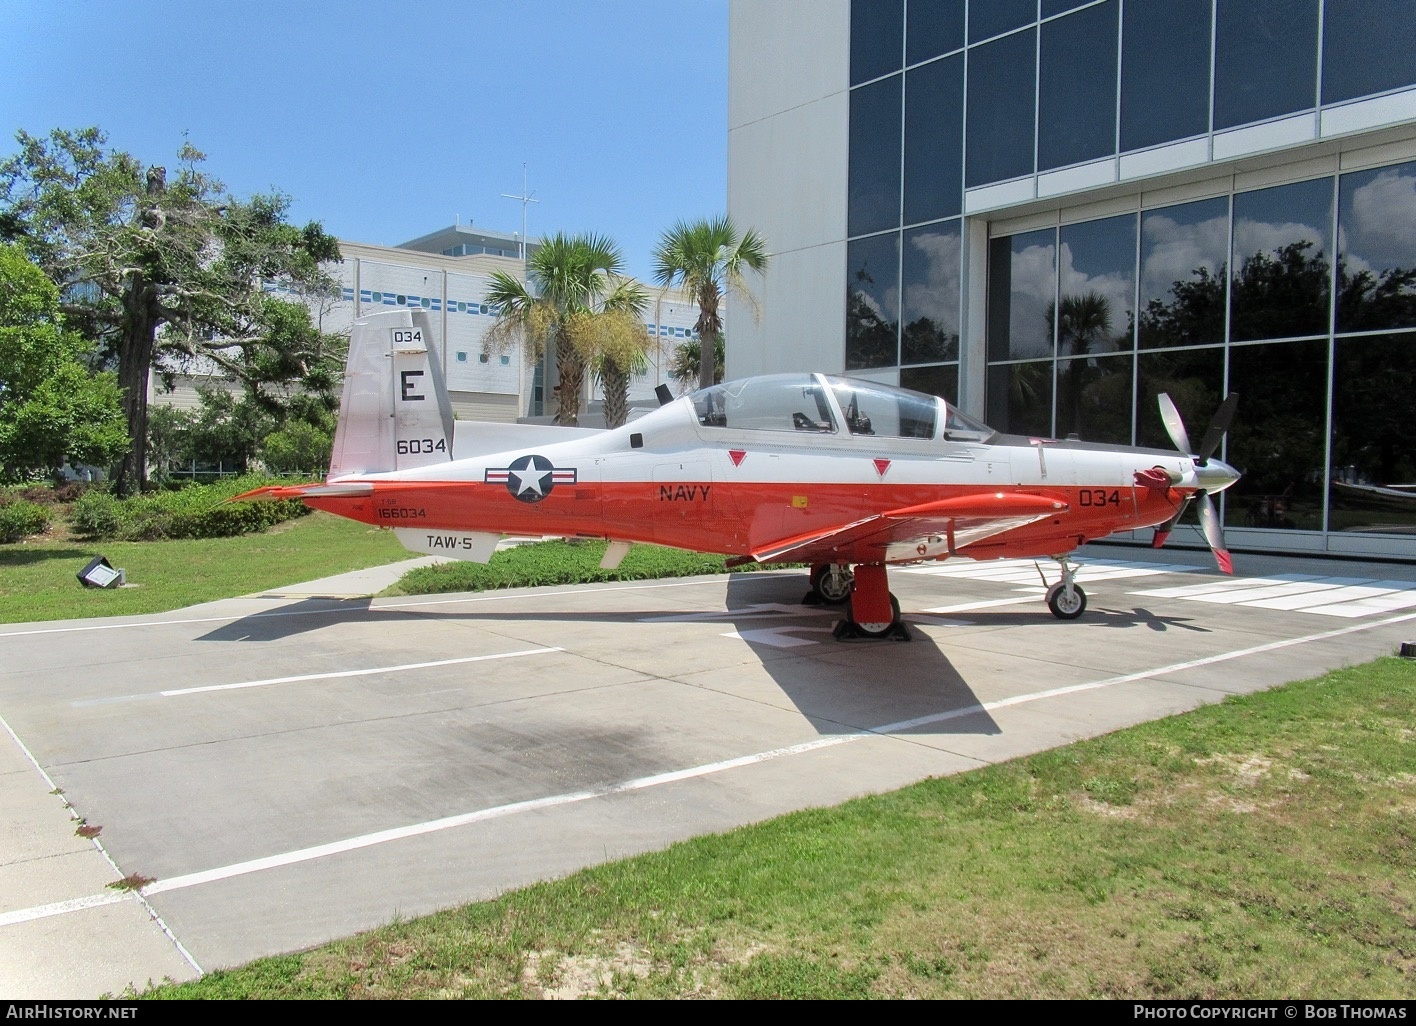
[240, 308, 1241, 640]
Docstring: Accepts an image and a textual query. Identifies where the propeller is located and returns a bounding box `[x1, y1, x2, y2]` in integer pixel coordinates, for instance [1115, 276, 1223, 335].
[1152, 392, 1241, 574]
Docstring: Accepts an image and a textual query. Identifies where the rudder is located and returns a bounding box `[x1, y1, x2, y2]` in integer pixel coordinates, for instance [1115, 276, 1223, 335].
[329, 309, 455, 478]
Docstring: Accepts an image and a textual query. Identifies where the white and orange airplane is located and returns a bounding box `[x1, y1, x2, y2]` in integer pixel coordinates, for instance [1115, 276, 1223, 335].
[241, 309, 1241, 639]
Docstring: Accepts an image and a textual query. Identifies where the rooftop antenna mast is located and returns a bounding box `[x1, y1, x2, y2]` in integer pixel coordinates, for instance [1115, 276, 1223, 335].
[501, 163, 539, 265]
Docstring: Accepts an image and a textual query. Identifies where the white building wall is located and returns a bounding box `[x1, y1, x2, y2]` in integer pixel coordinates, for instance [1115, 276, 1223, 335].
[727, 0, 850, 379]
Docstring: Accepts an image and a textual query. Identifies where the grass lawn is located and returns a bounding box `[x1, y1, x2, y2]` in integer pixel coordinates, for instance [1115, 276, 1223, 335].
[0, 512, 409, 624]
[141, 656, 1416, 999]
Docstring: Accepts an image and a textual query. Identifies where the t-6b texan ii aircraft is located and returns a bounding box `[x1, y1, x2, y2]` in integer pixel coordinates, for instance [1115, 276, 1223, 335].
[239, 309, 1240, 640]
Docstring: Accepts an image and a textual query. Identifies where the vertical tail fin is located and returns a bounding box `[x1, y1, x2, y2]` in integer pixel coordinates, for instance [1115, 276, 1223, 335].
[329, 309, 455, 478]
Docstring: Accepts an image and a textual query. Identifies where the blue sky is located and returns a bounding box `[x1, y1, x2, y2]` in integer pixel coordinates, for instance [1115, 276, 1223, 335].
[2, 0, 729, 282]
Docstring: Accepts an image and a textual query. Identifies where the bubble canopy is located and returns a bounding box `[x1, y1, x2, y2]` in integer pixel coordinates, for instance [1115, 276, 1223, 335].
[688, 374, 994, 442]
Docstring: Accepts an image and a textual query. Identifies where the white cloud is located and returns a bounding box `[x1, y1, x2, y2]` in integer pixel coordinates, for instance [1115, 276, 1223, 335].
[1232, 217, 1327, 269]
[1006, 241, 1056, 357]
[903, 229, 962, 335]
[1140, 212, 1229, 303]
[1345, 167, 1416, 272]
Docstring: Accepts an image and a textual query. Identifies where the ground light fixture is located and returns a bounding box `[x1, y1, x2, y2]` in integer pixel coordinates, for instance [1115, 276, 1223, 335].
[77, 555, 125, 589]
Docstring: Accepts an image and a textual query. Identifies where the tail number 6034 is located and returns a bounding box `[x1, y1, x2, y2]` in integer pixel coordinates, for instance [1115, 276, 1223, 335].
[397, 438, 447, 455]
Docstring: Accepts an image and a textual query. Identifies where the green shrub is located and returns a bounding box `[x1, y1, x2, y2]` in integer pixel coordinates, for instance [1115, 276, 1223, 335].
[70, 491, 123, 538]
[0, 497, 51, 542]
[68, 476, 311, 541]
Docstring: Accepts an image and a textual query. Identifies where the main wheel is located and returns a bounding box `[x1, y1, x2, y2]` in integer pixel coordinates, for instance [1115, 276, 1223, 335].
[809, 563, 853, 605]
[848, 594, 901, 637]
[1046, 582, 1087, 620]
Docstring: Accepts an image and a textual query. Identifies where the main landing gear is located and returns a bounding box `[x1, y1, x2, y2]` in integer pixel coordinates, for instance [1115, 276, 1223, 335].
[1042, 555, 1087, 620]
[826, 563, 911, 641]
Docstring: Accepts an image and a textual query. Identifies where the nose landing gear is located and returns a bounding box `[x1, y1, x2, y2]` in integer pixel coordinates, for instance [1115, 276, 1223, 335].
[805, 563, 854, 606]
[1042, 555, 1087, 620]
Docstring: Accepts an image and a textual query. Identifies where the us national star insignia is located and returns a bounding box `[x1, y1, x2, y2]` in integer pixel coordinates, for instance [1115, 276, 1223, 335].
[485, 455, 577, 503]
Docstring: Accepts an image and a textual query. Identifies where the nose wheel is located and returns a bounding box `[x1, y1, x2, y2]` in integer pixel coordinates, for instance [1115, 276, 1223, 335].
[1043, 556, 1087, 620]
[805, 563, 853, 606]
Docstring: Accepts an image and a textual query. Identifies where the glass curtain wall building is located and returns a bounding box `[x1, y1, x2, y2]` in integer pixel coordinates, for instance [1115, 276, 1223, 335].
[728, 0, 1416, 557]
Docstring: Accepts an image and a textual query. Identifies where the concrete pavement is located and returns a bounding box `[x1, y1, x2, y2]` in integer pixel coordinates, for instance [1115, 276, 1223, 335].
[3, 543, 1415, 998]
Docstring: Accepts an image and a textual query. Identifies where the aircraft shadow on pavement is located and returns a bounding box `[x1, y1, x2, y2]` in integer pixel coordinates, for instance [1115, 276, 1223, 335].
[721, 572, 1001, 737]
[943, 605, 1211, 634]
[195, 597, 390, 642]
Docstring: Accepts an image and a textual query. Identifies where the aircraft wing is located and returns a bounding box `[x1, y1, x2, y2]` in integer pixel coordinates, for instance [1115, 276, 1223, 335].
[750, 492, 1069, 565]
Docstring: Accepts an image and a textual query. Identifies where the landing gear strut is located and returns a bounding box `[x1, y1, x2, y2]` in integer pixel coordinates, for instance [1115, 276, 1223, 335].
[805, 563, 853, 606]
[1043, 555, 1087, 620]
[832, 563, 910, 641]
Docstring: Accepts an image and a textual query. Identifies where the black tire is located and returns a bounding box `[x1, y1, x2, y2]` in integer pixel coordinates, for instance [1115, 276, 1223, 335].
[809, 563, 853, 605]
[848, 593, 901, 637]
[1046, 582, 1086, 620]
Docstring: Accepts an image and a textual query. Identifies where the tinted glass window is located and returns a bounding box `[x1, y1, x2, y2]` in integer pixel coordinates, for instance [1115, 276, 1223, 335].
[986, 362, 1054, 437]
[907, 0, 964, 64]
[1137, 347, 1224, 449]
[1214, 0, 1318, 130]
[1139, 197, 1230, 348]
[1120, 0, 1211, 151]
[1230, 178, 1333, 342]
[851, 0, 904, 84]
[1322, 0, 1416, 105]
[848, 75, 903, 237]
[968, 0, 1035, 43]
[1038, 0, 1118, 171]
[1056, 353, 1134, 444]
[1059, 213, 1136, 356]
[904, 53, 963, 222]
[988, 229, 1057, 361]
[1042, 0, 1089, 15]
[965, 27, 1037, 187]
[901, 363, 960, 403]
[1331, 335, 1416, 534]
[1337, 161, 1416, 333]
[1227, 339, 1329, 530]
[902, 220, 962, 364]
[846, 232, 901, 370]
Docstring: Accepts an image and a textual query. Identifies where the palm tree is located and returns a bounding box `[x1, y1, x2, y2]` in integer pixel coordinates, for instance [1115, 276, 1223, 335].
[584, 276, 652, 428]
[484, 232, 631, 427]
[652, 216, 768, 390]
[669, 333, 725, 391]
[1047, 291, 1114, 439]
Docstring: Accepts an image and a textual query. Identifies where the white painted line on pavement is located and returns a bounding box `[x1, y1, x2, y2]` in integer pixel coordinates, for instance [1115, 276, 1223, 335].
[71, 647, 563, 705]
[109, 609, 1416, 902]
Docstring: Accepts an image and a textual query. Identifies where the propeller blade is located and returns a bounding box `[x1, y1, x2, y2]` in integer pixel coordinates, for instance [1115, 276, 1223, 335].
[1151, 495, 1193, 549]
[1195, 392, 1240, 465]
[1157, 392, 1192, 456]
[1196, 492, 1233, 574]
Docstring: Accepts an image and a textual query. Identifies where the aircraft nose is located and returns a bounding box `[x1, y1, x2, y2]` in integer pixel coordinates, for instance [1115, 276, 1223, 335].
[1197, 459, 1240, 494]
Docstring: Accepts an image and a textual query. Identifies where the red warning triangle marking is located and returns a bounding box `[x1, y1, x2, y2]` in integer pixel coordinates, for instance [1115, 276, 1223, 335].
[729, 449, 747, 467]
[873, 458, 891, 477]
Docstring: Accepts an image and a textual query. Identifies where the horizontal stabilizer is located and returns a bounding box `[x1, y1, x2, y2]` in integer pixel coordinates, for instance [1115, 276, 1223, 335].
[233, 482, 376, 502]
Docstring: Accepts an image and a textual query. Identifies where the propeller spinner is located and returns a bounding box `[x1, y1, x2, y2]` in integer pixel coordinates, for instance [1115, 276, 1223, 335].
[1153, 392, 1241, 573]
